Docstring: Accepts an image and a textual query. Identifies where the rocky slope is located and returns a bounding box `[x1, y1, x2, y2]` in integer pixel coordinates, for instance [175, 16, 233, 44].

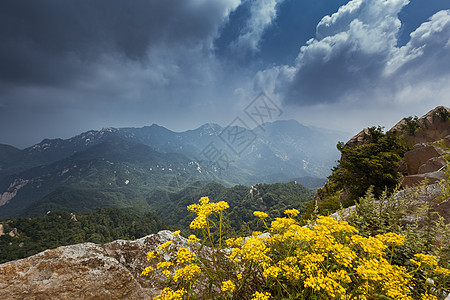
[0, 231, 177, 300]
[313, 106, 450, 216]
[350, 106, 449, 188]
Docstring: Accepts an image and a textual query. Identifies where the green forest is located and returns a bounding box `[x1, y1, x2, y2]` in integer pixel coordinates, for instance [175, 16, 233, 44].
[0, 181, 314, 263]
[0, 207, 165, 263]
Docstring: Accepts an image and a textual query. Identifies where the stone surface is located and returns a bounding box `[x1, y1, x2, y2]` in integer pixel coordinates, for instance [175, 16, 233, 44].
[402, 171, 446, 188]
[418, 156, 446, 174]
[345, 128, 370, 147]
[404, 144, 445, 175]
[0, 230, 178, 300]
[389, 106, 450, 145]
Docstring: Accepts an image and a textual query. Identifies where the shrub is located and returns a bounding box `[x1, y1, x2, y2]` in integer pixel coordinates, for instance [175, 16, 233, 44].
[329, 126, 408, 201]
[402, 116, 421, 136]
[436, 107, 450, 122]
[141, 197, 449, 299]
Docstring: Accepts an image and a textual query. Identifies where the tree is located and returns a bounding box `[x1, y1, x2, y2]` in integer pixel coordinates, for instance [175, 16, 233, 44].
[329, 126, 408, 201]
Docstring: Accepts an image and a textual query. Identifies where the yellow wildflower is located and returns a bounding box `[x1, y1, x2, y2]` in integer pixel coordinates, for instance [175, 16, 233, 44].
[253, 211, 268, 218]
[434, 266, 450, 276]
[221, 280, 236, 292]
[284, 208, 300, 217]
[187, 197, 229, 229]
[187, 234, 200, 245]
[157, 240, 173, 251]
[376, 232, 405, 246]
[251, 291, 271, 300]
[270, 217, 295, 233]
[411, 253, 438, 267]
[157, 261, 173, 269]
[421, 293, 438, 300]
[140, 266, 154, 276]
[146, 250, 158, 261]
[153, 287, 186, 300]
[351, 235, 386, 257]
[172, 230, 181, 237]
[172, 263, 201, 283]
[162, 269, 171, 278]
[176, 248, 197, 265]
[263, 266, 282, 278]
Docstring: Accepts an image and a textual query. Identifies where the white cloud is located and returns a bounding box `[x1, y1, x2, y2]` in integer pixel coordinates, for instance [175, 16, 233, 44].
[387, 9, 450, 76]
[231, 0, 285, 55]
[254, 0, 450, 111]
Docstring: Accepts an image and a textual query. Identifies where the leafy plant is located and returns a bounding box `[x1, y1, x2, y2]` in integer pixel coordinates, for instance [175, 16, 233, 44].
[327, 126, 408, 203]
[436, 107, 450, 122]
[141, 197, 450, 299]
[402, 116, 421, 136]
[0, 207, 166, 263]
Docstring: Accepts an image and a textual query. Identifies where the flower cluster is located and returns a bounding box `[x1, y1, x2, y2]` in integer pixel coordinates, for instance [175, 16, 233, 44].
[142, 197, 450, 300]
[187, 196, 228, 229]
[140, 231, 202, 294]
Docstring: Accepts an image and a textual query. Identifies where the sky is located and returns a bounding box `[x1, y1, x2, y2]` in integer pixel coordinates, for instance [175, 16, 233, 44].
[0, 0, 449, 149]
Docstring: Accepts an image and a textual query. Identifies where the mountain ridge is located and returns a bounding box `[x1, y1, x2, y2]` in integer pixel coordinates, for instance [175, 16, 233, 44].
[0, 120, 347, 218]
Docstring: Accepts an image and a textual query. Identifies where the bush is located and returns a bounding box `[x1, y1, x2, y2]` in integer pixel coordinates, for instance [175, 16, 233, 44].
[326, 126, 408, 203]
[402, 116, 421, 136]
[436, 107, 450, 122]
[141, 197, 449, 299]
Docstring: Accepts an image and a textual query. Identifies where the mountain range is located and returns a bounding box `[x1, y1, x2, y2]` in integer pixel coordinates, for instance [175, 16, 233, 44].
[0, 120, 347, 218]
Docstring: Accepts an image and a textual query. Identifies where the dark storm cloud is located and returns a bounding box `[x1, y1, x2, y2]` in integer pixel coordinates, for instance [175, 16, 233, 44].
[0, 0, 245, 148]
[0, 0, 239, 87]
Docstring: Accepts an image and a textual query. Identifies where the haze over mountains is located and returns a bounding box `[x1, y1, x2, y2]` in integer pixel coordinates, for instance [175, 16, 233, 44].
[0, 120, 347, 218]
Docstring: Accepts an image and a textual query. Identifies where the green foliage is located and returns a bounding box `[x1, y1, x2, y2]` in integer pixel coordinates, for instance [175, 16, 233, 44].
[147, 181, 314, 236]
[402, 116, 421, 136]
[142, 197, 450, 300]
[0, 207, 166, 263]
[329, 126, 408, 201]
[436, 107, 450, 122]
[346, 185, 450, 298]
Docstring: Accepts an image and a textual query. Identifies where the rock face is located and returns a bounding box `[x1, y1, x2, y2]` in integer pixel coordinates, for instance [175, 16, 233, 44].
[404, 144, 445, 175]
[390, 106, 450, 145]
[0, 231, 176, 300]
[402, 138, 449, 188]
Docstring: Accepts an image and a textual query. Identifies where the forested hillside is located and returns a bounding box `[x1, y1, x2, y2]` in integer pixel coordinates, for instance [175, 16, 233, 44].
[0, 207, 165, 263]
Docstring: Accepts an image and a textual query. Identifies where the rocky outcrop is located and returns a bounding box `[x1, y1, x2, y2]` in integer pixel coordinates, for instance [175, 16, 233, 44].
[390, 106, 450, 145]
[345, 128, 370, 147]
[402, 171, 446, 188]
[0, 230, 178, 300]
[402, 137, 449, 188]
[418, 156, 446, 174]
[404, 144, 445, 175]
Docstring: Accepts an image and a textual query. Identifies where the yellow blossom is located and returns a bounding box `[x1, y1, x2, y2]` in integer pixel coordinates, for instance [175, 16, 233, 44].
[187, 197, 229, 229]
[251, 291, 271, 300]
[253, 211, 268, 218]
[140, 266, 154, 276]
[263, 266, 282, 278]
[376, 232, 405, 246]
[421, 293, 438, 300]
[176, 248, 197, 265]
[411, 253, 438, 267]
[187, 234, 200, 245]
[147, 250, 158, 261]
[283, 208, 300, 217]
[157, 261, 173, 269]
[221, 280, 236, 292]
[153, 287, 186, 300]
[157, 240, 173, 251]
[172, 263, 201, 283]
